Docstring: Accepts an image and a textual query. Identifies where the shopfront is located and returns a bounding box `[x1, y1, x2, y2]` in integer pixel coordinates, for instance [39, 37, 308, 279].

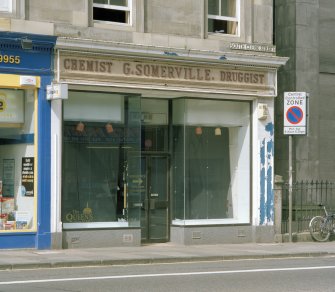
[0, 32, 56, 249]
[53, 39, 285, 248]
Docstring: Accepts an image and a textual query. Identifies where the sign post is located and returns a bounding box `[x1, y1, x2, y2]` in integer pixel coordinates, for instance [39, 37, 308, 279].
[284, 92, 308, 242]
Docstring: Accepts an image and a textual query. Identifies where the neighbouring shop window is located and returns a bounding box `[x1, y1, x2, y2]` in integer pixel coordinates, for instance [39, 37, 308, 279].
[62, 91, 141, 228]
[0, 89, 37, 231]
[0, 0, 12, 13]
[208, 0, 239, 35]
[172, 99, 250, 224]
[93, 0, 132, 25]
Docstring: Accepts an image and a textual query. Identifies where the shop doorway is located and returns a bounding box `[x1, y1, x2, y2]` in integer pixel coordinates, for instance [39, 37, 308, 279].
[140, 154, 169, 243]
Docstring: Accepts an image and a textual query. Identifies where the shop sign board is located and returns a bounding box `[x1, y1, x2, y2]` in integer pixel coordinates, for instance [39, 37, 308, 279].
[58, 53, 276, 96]
[284, 92, 307, 135]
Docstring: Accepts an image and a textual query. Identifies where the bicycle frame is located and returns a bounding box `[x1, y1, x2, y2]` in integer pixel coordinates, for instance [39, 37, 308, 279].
[309, 204, 335, 242]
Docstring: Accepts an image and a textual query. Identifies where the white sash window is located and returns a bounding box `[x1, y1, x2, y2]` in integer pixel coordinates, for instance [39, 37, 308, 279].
[0, 0, 12, 13]
[93, 0, 132, 25]
[208, 0, 240, 35]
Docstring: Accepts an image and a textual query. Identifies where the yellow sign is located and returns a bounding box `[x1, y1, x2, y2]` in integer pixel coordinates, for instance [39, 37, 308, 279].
[0, 96, 6, 112]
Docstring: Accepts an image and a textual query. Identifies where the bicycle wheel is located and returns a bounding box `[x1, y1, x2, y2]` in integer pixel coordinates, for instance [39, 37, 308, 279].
[309, 216, 330, 242]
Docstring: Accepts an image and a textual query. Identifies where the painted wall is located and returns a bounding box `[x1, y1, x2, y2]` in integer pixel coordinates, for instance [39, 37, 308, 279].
[253, 99, 275, 226]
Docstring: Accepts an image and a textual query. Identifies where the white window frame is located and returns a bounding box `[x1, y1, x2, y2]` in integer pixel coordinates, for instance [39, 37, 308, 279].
[208, 0, 240, 36]
[93, 0, 132, 26]
[0, 0, 12, 13]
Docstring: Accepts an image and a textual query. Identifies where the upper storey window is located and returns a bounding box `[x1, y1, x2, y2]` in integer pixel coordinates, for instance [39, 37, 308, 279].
[208, 0, 239, 35]
[93, 0, 132, 25]
[0, 0, 12, 13]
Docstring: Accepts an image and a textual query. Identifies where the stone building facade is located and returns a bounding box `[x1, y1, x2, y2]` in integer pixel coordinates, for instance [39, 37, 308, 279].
[0, 0, 287, 249]
[275, 0, 335, 181]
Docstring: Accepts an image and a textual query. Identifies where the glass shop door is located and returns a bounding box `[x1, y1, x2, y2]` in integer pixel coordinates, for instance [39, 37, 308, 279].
[141, 154, 169, 243]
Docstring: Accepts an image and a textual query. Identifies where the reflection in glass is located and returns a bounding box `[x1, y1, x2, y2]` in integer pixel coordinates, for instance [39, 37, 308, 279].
[172, 99, 250, 222]
[62, 93, 141, 227]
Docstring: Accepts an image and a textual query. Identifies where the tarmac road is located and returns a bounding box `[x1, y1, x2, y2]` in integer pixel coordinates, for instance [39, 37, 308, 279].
[0, 256, 334, 291]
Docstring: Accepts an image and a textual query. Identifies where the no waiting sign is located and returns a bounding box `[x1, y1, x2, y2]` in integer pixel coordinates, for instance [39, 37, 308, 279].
[284, 92, 307, 135]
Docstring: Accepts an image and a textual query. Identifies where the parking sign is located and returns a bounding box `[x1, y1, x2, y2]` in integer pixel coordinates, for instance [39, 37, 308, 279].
[284, 92, 307, 135]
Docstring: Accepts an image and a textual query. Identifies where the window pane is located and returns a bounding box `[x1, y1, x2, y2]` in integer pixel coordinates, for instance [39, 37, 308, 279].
[208, 19, 238, 34]
[172, 99, 250, 222]
[185, 126, 231, 219]
[208, 19, 226, 33]
[110, 0, 128, 6]
[93, 7, 127, 23]
[208, 0, 220, 15]
[208, 0, 236, 17]
[221, 0, 236, 17]
[141, 99, 169, 152]
[93, 0, 109, 5]
[62, 92, 141, 226]
[0, 0, 11, 12]
[0, 89, 36, 232]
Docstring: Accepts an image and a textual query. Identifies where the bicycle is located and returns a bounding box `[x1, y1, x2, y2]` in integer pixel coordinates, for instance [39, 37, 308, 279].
[309, 204, 335, 242]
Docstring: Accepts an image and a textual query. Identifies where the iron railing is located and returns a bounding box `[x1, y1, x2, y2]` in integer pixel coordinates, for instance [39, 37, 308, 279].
[281, 180, 335, 233]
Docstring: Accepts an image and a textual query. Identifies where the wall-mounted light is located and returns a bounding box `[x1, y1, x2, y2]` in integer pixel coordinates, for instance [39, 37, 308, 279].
[195, 127, 202, 135]
[145, 139, 152, 149]
[215, 127, 222, 136]
[258, 103, 268, 120]
[76, 121, 85, 132]
[105, 122, 114, 134]
[21, 37, 33, 50]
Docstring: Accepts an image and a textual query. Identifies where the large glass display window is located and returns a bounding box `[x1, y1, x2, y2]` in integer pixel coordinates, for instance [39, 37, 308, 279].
[62, 91, 141, 229]
[0, 88, 37, 232]
[172, 99, 251, 225]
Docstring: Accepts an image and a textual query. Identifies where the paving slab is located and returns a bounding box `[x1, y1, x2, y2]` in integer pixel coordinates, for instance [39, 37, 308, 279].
[0, 242, 334, 270]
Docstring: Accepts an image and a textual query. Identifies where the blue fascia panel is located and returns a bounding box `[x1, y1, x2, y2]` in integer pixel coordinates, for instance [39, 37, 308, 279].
[0, 233, 36, 249]
[36, 75, 52, 249]
[0, 31, 56, 75]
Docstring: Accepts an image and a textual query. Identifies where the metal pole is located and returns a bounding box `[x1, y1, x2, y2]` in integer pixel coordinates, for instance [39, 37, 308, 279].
[288, 135, 293, 242]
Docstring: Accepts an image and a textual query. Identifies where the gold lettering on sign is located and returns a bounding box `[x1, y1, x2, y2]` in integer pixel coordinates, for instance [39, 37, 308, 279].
[63, 58, 113, 73]
[220, 71, 265, 84]
[62, 57, 268, 86]
[122, 63, 213, 81]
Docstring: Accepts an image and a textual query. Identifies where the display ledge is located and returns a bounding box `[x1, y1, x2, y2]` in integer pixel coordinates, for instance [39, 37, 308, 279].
[172, 219, 250, 226]
[63, 222, 129, 229]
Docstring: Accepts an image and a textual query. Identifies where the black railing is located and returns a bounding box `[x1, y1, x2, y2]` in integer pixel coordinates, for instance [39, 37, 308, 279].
[281, 180, 335, 233]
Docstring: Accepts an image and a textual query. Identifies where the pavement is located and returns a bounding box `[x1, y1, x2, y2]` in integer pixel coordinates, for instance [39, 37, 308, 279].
[0, 241, 335, 270]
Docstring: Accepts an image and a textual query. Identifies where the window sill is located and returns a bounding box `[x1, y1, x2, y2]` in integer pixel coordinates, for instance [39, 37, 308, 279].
[172, 219, 250, 226]
[63, 221, 129, 229]
[93, 21, 135, 32]
[207, 32, 240, 40]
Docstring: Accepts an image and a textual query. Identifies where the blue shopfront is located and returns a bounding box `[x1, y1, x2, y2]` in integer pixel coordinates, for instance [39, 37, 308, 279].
[0, 32, 56, 249]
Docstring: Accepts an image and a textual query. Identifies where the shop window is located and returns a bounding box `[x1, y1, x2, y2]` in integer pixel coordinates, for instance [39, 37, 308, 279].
[93, 0, 132, 25]
[0, 0, 12, 13]
[208, 0, 239, 35]
[0, 89, 37, 232]
[62, 91, 141, 229]
[172, 99, 250, 224]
